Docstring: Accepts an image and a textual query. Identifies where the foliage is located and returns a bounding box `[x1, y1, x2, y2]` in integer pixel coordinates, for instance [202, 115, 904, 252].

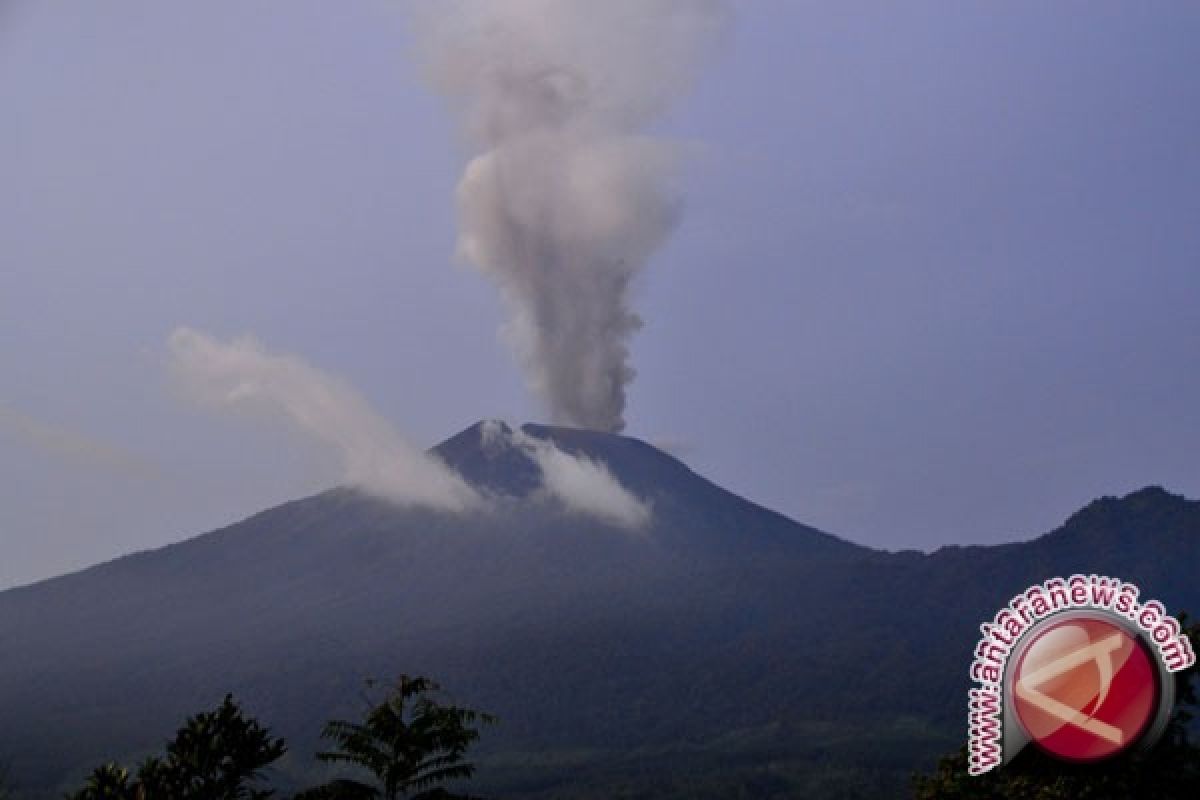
[66, 695, 286, 800]
[66, 763, 134, 800]
[912, 617, 1200, 799]
[296, 676, 495, 800]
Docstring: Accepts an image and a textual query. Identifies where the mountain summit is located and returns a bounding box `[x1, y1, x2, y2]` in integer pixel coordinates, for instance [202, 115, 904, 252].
[434, 419, 701, 497]
[431, 419, 856, 554]
[0, 421, 1196, 798]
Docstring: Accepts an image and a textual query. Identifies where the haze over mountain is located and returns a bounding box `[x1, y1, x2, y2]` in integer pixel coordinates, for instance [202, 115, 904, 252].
[0, 421, 1196, 798]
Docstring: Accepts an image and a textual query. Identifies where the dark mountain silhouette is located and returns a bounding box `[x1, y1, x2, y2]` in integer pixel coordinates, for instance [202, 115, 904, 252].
[0, 422, 1196, 798]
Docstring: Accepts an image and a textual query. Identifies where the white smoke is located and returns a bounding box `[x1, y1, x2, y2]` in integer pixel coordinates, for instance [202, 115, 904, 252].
[481, 420, 651, 529]
[418, 0, 728, 432]
[167, 329, 648, 527]
[167, 327, 482, 511]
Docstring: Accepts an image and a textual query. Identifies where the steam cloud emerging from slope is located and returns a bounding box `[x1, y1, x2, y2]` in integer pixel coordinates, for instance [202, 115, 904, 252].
[168, 327, 481, 511]
[481, 420, 651, 529]
[419, 0, 728, 432]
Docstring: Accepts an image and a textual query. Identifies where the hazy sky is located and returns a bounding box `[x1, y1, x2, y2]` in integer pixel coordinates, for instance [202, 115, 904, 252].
[3, 1, 1198, 589]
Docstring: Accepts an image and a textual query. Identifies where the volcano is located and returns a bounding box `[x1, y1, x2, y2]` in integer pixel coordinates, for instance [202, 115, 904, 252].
[1, 421, 1197, 798]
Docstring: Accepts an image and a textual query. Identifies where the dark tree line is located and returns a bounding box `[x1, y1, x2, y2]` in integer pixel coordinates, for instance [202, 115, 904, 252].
[15, 613, 1198, 800]
[65, 676, 492, 800]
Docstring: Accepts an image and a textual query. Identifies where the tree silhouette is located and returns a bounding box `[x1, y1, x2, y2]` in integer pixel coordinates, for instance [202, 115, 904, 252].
[296, 676, 495, 800]
[67, 763, 135, 800]
[67, 694, 286, 800]
[136, 694, 286, 800]
[912, 617, 1200, 799]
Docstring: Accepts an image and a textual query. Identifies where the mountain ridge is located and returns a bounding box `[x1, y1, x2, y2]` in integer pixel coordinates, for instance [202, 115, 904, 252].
[0, 421, 1196, 798]
[8, 423, 1190, 597]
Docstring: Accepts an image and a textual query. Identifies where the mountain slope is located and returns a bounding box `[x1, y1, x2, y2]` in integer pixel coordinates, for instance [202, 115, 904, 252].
[0, 422, 1196, 798]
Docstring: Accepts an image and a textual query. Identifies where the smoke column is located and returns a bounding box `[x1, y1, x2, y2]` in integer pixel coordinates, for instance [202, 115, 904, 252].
[418, 0, 728, 432]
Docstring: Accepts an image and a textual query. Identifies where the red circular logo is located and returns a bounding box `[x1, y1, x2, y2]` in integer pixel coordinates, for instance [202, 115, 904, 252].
[1011, 616, 1158, 762]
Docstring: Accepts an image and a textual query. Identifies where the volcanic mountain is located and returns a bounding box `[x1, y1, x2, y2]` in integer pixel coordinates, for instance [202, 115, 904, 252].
[0, 421, 1197, 798]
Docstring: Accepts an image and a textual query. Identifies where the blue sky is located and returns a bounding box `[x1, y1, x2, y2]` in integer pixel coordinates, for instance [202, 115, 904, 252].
[2, 1, 1198, 588]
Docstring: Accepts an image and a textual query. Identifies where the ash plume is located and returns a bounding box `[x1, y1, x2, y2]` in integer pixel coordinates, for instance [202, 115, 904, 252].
[417, 0, 728, 432]
[168, 327, 481, 511]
